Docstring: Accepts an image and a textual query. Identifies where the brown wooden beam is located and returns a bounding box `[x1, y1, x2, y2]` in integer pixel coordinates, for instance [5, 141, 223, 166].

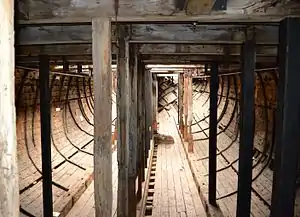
[18, 14, 284, 26]
[183, 74, 189, 141]
[187, 74, 194, 152]
[128, 45, 138, 217]
[136, 59, 144, 202]
[117, 25, 130, 217]
[92, 18, 113, 217]
[178, 72, 184, 134]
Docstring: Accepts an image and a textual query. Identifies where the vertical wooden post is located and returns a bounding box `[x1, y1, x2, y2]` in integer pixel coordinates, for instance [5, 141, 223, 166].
[0, 0, 19, 216]
[92, 18, 112, 217]
[137, 59, 144, 201]
[187, 75, 194, 153]
[140, 63, 146, 178]
[144, 69, 152, 160]
[183, 74, 188, 141]
[117, 25, 129, 217]
[152, 75, 158, 134]
[178, 72, 184, 134]
[39, 55, 53, 217]
[128, 45, 138, 217]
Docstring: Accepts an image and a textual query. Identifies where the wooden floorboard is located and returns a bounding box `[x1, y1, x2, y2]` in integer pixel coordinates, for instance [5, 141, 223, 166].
[175, 91, 273, 217]
[18, 99, 117, 217]
[150, 111, 207, 217]
[66, 110, 206, 217]
[66, 150, 118, 217]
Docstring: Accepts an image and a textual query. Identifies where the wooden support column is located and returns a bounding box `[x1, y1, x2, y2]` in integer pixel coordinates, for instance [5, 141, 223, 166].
[183, 74, 189, 141]
[208, 62, 219, 206]
[137, 59, 144, 201]
[0, 0, 19, 215]
[270, 17, 300, 217]
[128, 45, 138, 217]
[117, 25, 129, 217]
[152, 75, 158, 134]
[140, 63, 146, 177]
[144, 69, 152, 160]
[236, 31, 256, 217]
[178, 72, 184, 134]
[92, 18, 112, 217]
[187, 74, 194, 153]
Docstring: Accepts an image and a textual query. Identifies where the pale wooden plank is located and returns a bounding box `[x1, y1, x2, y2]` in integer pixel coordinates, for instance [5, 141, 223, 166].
[151, 111, 207, 217]
[66, 151, 118, 217]
[92, 17, 113, 217]
[0, 1, 19, 216]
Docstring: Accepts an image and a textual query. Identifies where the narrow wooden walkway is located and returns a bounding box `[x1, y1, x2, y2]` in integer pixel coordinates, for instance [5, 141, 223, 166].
[65, 110, 206, 217]
[151, 111, 207, 217]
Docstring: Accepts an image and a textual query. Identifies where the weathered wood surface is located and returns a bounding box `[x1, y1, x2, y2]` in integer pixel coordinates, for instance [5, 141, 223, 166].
[17, 25, 279, 46]
[0, 0, 19, 216]
[20, 0, 293, 20]
[17, 95, 117, 216]
[178, 73, 184, 133]
[66, 150, 119, 217]
[151, 111, 207, 217]
[187, 76, 193, 152]
[92, 18, 113, 217]
[144, 69, 153, 157]
[182, 89, 271, 217]
[128, 45, 138, 217]
[137, 60, 145, 201]
[152, 75, 158, 133]
[117, 25, 130, 217]
[183, 75, 188, 141]
[16, 47, 278, 66]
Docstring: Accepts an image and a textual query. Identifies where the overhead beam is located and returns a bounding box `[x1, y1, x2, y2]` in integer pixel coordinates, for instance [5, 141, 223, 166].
[0, 0, 19, 216]
[16, 44, 277, 57]
[16, 40, 278, 46]
[92, 18, 113, 217]
[16, 53, 276, 66]
[141, 53, 276, 64]
[17, 25, 278, 46]
[17, 14, 284, 26]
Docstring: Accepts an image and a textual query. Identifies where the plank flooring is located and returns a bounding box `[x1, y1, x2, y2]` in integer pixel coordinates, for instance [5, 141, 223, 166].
[151, 111, 207, 217]
[187, 92, 271, 217]
[157, 80, 293, 217]
[18, 93, 117, 216]
[66, 110, 206, 217]
[66, 150, 118, 217]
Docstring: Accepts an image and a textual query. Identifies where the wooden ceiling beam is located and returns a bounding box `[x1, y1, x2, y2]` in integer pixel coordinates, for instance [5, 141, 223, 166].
[17, 14, 284, 26]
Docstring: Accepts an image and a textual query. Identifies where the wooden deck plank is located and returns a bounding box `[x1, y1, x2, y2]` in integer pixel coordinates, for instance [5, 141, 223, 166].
[66, 150, 118, 217]
[177, 91, 274, 217]
[150, 111, 207, 217]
